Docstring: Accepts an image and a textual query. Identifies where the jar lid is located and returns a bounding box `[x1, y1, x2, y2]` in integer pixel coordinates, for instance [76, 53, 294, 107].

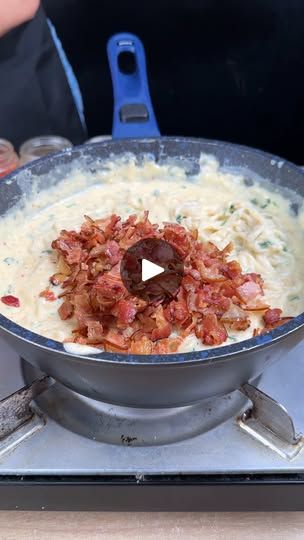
[85, 135, 112, 144]
[0, 139, 19, 177]
[19, 135, 73, 164]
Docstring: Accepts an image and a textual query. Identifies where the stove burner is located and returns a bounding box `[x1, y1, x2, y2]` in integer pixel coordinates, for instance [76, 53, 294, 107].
[22, 359, 247, 446]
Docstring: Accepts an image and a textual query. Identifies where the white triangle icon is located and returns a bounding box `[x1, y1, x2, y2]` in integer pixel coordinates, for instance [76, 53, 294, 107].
[142, 259, 165, 282]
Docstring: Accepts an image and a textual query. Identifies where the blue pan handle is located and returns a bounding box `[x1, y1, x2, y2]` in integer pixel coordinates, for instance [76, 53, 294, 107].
[107, 33, 160, 139]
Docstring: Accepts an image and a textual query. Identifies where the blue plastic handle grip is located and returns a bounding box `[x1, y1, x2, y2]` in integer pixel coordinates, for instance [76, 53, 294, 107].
[107, 33, 160, 139]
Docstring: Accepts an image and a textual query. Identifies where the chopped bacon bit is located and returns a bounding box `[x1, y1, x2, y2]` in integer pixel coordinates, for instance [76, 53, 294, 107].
[151, 305, 171, 341]
[58, 300, 74, 320]
[153, 337, 183, 354]
[114, 299, 137, 325]
[263, 308, 282, 326]
[104, 329, 128, 349]
[87, 320, 104, 343]
[1, 295, 20, 307]
[263, 308, 293, 330]
[196, 260, 226, 283]
[39, 289, 57, 302]
[236, 281, 263, 304]
[243, 300, 270, 311]
[195, 313, 228, 346]
[129, 335, 153, 354]
[47, 211, 291, 354]
[221, 302, 250, 331]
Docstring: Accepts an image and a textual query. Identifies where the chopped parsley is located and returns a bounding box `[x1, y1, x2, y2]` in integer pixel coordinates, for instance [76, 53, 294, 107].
[283, 246, 288, 253]
[289, 295, 300, 302]
[250, 197, 273, 209]
[176, 214, 186, 224]
[261, 198, 271, 209]
[229, 203, 237, 214]
[259, 240, 272, 249]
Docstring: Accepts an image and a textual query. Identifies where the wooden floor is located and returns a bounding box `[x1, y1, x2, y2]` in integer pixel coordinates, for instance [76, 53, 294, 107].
[0, 512, 304, 539]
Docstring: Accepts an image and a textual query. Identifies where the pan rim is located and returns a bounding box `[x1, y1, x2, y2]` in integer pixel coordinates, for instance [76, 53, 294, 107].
[0, 135, 303, 366]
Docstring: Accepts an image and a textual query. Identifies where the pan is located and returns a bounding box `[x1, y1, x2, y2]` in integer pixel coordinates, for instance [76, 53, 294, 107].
[0, 33, 303, 408]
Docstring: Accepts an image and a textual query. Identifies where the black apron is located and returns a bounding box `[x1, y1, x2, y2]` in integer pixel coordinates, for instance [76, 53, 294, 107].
[0, 5, 86, 149]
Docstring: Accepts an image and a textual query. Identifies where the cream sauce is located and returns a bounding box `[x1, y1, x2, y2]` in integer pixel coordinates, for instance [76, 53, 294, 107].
[0, 155, 303, 353]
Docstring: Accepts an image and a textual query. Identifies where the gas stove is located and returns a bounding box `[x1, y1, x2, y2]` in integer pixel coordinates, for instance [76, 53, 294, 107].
[0, 336, 304, 511]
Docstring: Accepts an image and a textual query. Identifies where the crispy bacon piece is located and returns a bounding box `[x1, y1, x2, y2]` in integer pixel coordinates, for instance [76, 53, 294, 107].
[153, 337, 183, 354]
[52, 231, 83, 265]
[165, 289, 189, 324]
[163, 223, 192, 257]
[263, 308, 282, 326]
[196, 260, 226, 283]
[236, 281, 263, 304]
[87, 320, 104, 343]
[195, 313, 228, 346]
[113, 299, 137, 325]
[253, 309, 293, 337]
[39, 289, 56, 302]
[151, 305, 172, 341]
[48, 211, 289, 354]
[263, 308, 293, 330]
[1, 295, 20, 307]
[58, 300, 74, 320]
[104, 329, 128, 350]
[129, 335, 153, 354]
[221, 302, 250, 331]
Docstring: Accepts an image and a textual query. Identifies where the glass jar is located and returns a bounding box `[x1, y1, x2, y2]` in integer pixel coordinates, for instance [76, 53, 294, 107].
[19, 135, 73, 165]
[0, 139, 19, 178]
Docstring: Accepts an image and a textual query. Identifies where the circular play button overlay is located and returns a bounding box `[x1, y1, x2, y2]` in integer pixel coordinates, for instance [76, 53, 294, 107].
[120, 238, 184, 301]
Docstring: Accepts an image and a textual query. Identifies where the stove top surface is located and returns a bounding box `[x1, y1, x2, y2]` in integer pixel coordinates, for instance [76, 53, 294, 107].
[0, 337, 304, 476]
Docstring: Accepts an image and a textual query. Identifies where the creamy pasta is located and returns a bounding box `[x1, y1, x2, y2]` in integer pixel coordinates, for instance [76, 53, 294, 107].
[0, 154, 303, 353]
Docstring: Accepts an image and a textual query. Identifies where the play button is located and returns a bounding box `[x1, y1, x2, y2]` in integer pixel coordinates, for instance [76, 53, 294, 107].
[142, 259, 164, 282]
[120, 238, 184, 301]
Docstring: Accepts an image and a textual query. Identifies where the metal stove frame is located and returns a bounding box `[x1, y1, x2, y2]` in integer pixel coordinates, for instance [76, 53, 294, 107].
[1, 339, 304, 510]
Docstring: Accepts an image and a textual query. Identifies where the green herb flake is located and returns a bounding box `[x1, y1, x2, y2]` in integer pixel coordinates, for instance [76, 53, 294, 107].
[228, 335, 237, 342]
[250, 198, 258, 206]
[229, 203, 237, 214]
[283, 246, 288, 253]
[42, 249, 52, 255]
[261, 198, 271, 209]
[259, 240, 272, 249]
[289, 295, 300, 302]
[176, 214, 185, 224]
